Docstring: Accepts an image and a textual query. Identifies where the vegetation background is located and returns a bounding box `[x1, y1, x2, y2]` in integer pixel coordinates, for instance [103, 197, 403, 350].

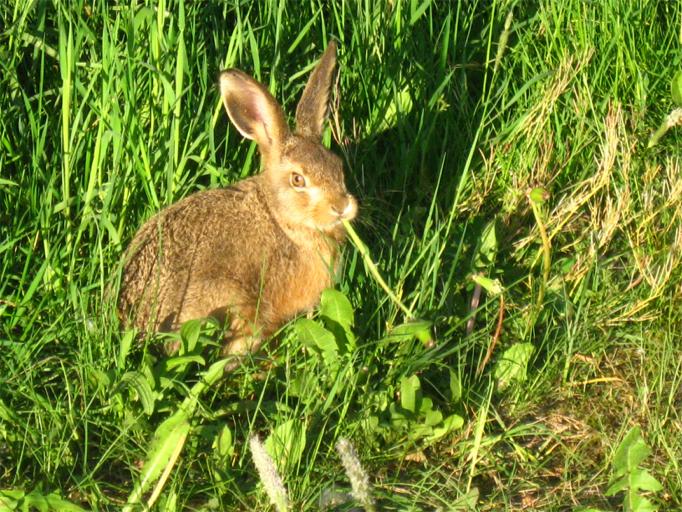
[1, 0, 681, 510]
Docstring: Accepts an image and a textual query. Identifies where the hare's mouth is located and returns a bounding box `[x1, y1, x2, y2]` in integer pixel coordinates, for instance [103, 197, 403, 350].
[308, 196, 356, 232]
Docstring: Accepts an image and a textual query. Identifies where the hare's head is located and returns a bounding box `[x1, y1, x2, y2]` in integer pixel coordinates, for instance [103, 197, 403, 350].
[219, 42, 357, 236]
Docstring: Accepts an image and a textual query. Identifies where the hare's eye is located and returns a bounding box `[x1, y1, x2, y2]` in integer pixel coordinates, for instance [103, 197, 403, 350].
[290, 172, 306, 189]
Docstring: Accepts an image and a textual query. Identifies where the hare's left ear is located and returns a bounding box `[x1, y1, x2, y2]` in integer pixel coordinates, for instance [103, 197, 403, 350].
[295, 41, 337, 140]
[219, 69, 290, 164]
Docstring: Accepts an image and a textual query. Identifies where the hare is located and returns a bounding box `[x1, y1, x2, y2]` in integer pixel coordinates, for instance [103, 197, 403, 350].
[118, 42, 357, 360]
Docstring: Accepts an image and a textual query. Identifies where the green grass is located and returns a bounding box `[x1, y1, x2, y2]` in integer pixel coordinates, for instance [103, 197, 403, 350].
[2, 0, 682, 510]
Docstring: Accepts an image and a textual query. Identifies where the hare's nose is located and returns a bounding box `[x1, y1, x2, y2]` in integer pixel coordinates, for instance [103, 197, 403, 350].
[331, 195, 357, 220]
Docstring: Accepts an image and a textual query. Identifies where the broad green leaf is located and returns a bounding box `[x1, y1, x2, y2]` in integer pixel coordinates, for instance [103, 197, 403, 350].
[320, 289, 354, 330]
[164, 355, 206, 371]
[295, 318, 335, 350]
[613, 427, 650, 475]
[132, 6, 155, 32]
[43, 493, 88, 511]
[118, 329, 135, 369]
[606, 475, 629, 496]
[411, 423, 435, 439]
[427, 414, 465, 443]
[472, 219, 498, 270]
[294, 318, 339, 367]
[0, 489, 24, 505]
[389, 403, 410, 428]
[423, 408, 443, 427]
[179, 318, 202, 353]
[400, 375, 421, 414]
[214, 425, 234, 459]
[448, 487, 479, 510]
[630, 469, 662, 492]
[471, 275, 503, 296]
[449, 370, 462, 403]
[628, 494, 656, 512]
[22, 490, 49, 512]
[419, 396, 434, 416]
[86, 368, 112, 390]
[494, 343, 535, 390]
[123, 358, 229, 511]
[124, 411, 190, 510]
[320, 289, 356, 351]
[265, 419, 306, 472]
[119, 371, 155, 415]
[385, 320, 433, 346]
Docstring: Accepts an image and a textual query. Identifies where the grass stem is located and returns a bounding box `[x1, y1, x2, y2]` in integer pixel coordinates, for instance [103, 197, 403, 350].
[342, 220, 413, 319]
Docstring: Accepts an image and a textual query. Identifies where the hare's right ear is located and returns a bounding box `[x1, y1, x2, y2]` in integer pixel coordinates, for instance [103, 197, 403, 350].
[295, 41, 337, 140]
[220, 70, 289, 162]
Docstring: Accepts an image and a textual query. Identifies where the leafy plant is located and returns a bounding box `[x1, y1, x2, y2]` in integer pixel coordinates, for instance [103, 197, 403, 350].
[605, 427, 663, 512]
[0, 490, 87, 512]
[494, 342, 535, 391]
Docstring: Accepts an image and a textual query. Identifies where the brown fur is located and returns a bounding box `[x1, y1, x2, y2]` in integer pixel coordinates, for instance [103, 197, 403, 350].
[118, 42, 357, 360]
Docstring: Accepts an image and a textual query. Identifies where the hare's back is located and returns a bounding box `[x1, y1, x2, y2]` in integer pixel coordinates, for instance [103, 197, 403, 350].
[132, 182, 275, 268]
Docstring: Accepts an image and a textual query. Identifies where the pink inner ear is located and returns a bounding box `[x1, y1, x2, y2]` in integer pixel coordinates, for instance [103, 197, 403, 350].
[223, 74, 273, 143]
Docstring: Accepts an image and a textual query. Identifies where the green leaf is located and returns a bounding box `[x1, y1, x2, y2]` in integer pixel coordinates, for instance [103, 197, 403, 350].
[319, 289, 354, 330]
[86, 368, 112, 391]
[628, 494, 657, 512]
[265, 419, 306, 472]
[606, 475, 629, 496]
[472, 219, 498, 270]
[449, 370, 462, 403]
[0, 178, 19, 187]
[125, 411, 190, 509]
[630, 469, 662, 492]
[672, 70, 682, 106]
[427, 414, 465, 443]
[119, 371, 155, 415]
[385, 320, 433, 346]
[42, 493, 88, 512]
[423, 408, 443, 427]
[448, 487, 479, 510]
[164, 355, 206, 372]
[400, 375, 421, 414]
[494, 343, 535, 390]
[294, 318, 339, 367]
[613, 427, 650, 475]
[133, 6, 155, 32]
[471, 275, 504, 296]
[389, 402, 410, 428]
[213, 425, 234, 459]
[418, 396, 434, 415]
[320, 288, 356, 351]
[179, 318, 202, 353]
[0, 489, 24, 507]
[410, 0, 433, 25]
[118, 329, 135, 369]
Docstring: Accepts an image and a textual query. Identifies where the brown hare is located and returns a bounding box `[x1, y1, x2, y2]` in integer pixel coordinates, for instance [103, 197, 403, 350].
[118, 42, 357, 361]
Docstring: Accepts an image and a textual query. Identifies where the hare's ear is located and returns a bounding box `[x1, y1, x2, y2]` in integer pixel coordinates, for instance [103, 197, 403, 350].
[220, 69, 289, 161]
[295, 41, 337, 140]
